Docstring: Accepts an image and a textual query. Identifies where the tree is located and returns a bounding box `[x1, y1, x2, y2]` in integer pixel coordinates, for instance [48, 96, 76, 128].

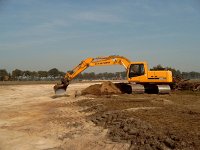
[12, 69, 23, 80]
[121, 71, 126, 79]
[77, 73, 83, 79]
[59, 71, 65, 77]
[48, 68, 60, 78]
[0, 69, 8, 81]
[88, 72, 96, 80]
[8, 73, 12, 81]
[38, 71, 48, 78]
[96, 73, 103, 79]
[23, 70, 32, 77]
[151, 64, 165, 70]
[31, 71, 38, 79]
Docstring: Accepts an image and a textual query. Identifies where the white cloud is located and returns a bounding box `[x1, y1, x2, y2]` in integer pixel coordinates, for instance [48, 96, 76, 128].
[72, 11, 122, 23]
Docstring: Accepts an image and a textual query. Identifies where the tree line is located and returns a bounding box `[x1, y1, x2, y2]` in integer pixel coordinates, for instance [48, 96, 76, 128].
[0, 68, 65, 81]
[0, 65, 200, 81]
[0, 68, 126, 81]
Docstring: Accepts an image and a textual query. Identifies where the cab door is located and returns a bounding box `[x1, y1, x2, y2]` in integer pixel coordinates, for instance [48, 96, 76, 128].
[128, 63, 146, 82]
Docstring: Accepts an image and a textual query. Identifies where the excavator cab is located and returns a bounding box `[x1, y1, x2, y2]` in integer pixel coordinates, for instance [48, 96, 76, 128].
[128, 64, 145, 78]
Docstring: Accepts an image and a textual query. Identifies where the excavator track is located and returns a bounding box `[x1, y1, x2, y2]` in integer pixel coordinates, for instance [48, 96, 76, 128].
[131, 84, 171, 94]
[157, 85, 171, 94]
[131, 84, 145, 94]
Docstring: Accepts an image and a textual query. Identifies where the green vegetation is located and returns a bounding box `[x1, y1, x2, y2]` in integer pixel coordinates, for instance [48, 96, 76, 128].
[0, 68, 65, 81]
[0, 69, 9, 81]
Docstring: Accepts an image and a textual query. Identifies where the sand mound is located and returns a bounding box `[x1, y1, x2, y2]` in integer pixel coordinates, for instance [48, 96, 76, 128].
[101, 81, 121, 94]
[81, 84, 102, 95]
[81, 81, 132, 95]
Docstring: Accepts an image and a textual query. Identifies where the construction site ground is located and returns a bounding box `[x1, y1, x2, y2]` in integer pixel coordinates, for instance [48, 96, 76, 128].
[0, 82, 200, 150]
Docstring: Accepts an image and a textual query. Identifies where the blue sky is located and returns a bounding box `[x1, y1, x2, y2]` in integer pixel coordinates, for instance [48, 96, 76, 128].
[0, 0, 200, 73]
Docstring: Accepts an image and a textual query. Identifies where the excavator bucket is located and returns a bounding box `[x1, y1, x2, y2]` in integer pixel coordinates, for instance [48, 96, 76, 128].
[54, 78, 70, 95]
[54, 84, 68, 95]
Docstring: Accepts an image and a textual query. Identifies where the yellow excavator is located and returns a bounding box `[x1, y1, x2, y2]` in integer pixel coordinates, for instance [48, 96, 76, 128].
[54, 55, 173, 95]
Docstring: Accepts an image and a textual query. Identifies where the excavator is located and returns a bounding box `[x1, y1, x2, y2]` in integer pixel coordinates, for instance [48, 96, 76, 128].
[54, 55, 173, 95]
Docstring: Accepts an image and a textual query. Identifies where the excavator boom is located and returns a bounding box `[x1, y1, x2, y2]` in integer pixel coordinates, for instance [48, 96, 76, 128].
[54, 55, 131, 95]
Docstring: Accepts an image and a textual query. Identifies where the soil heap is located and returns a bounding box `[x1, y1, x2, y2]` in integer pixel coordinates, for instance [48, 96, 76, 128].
[81, 81, 122, 95]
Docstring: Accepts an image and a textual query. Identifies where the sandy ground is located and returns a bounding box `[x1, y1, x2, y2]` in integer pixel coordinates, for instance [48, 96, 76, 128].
[0, 83, 129, 150]
[0, 83, 200, 150]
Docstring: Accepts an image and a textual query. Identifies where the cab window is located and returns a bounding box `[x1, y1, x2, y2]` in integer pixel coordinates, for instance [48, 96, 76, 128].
[129, 64, 144, 77]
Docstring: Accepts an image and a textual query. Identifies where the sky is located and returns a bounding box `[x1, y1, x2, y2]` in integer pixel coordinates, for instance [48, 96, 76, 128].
[0, 0, 200, 73]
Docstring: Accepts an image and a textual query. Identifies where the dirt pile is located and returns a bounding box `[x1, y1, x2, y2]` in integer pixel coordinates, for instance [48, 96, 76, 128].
[173, 77, 200, 91]
[81, 84, 102, 95]
[81, 81, 125, 95]
[101, 81, 121, 94]
[77, 92, 200, 149]
[89, 111, 195, 150]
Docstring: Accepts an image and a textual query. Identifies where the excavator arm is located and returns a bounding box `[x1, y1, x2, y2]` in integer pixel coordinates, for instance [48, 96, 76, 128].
[54, 55, 131, 94]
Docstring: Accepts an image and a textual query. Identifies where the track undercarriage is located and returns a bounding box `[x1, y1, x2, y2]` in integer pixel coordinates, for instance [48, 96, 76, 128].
[131, 84, 171, 94]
